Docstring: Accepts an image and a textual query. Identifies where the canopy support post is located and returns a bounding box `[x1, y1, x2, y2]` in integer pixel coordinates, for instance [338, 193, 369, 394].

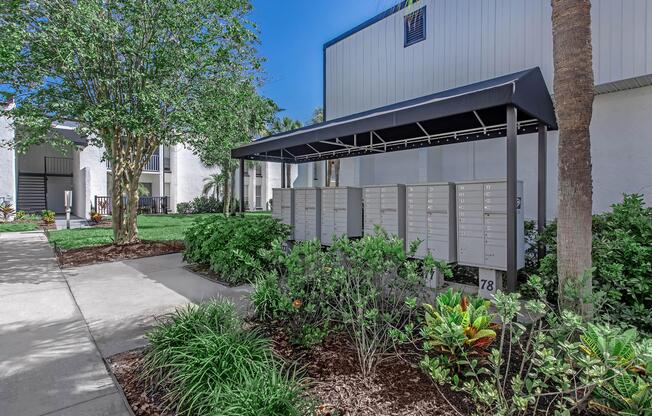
[239, 158, 245, 216]
[281, 162, 286, 188]
[537, 123, 547, 263]
[506, 105, 518, 292]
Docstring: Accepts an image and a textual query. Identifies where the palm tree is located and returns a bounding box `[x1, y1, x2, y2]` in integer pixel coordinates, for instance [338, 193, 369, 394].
[269, 116, 302, 134]
[551, 0, 594, 316]
[202, 173, 222, 198]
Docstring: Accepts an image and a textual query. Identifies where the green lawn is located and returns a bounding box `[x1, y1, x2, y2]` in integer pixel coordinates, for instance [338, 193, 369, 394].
[48, 212, 270, 250]
[0, 223, 38, 233]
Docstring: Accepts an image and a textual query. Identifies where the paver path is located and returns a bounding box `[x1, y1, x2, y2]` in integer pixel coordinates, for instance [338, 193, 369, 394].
[0, 231, 131, 416]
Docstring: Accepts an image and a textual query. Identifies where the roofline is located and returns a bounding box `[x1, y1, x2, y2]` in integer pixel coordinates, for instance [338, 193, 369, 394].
[323, 0, 410, 49]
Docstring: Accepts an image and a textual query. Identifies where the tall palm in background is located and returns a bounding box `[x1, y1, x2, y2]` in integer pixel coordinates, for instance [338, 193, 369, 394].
[551, 0, 594, 316]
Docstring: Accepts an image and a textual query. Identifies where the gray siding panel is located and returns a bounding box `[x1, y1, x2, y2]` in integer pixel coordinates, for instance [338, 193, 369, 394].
[325, 0, 652, 121]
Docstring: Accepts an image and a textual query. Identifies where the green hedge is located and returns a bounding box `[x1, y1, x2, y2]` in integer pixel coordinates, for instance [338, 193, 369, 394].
[184, 215, 290, 285]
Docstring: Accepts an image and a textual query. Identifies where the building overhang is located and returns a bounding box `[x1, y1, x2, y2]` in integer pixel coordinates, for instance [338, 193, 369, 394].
[232, 67, 557, 164]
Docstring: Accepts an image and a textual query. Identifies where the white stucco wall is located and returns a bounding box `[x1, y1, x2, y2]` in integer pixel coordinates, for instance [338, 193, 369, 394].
[330, 85, 652, 220]
[171, 144, 219, 211]
[0, 107, 16, 205]
[77, 145, 107, 218]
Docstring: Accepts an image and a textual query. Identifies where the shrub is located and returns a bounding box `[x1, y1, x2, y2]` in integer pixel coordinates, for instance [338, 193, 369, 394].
[89, 211, 103, 223]
[536, 194, 652, 333]
[176, 202, 193, 214]
[421, 276, 652, 416]
[41, 209, 55, 224]
[143, 300, 311, 416]
[184, 216, 291, 285]
[15, 210, 26, 220]
[252, 240, 339, 346]
[421, 288, 498, 367]
[190, 195, 222, 213]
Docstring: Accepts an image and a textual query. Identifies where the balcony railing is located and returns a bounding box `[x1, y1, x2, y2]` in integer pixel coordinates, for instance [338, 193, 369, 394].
[94, 196, 169, 215]
[107, 154, 159, 172]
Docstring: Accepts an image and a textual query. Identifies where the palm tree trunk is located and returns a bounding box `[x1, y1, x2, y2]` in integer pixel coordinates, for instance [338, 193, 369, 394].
[551, 0, 594, 317]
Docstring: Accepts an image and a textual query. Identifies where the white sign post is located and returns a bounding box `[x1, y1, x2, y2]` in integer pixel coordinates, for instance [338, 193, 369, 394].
[64, 191, 72, 229]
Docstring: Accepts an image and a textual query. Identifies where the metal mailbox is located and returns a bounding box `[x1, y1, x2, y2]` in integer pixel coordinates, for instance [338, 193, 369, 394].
[456, 180, 524, 271]
[272, 188, 294, 239]
[363, 184, 406, 244]
[293, 187, 321, 241]
[405, 183, 456, 262]
[320, 187, 363, 245]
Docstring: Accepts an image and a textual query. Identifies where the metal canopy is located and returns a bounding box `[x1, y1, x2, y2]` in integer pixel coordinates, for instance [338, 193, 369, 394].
[231, 67, 557, 163]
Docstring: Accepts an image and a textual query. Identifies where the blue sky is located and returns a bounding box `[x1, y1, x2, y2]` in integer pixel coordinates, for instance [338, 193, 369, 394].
[250, 0, 400, 124]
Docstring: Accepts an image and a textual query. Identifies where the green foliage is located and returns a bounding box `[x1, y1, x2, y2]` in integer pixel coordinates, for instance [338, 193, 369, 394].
[41, 210, 55, 225]
[252, 240, 338, 346]
[143, 300, 311, 416]
[176, 196, 223, 214]
[535, 194, 652, 333]
[176, 202, 193, 214]
[580, 324, 652, 415]
[421, 289, 498, 364]
[421, 275, 652, 416]
[14, 210, 26, 220]
[0, 202, 15, 222]
[184, 215, 290, 285]
[2, 0, 275, 243]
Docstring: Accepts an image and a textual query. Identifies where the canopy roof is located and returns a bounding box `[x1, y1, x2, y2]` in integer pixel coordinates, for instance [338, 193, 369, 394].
[232, 67, 557, 164]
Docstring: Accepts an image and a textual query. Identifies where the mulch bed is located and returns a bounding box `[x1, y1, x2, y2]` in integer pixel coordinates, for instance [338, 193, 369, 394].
[108, 330, 472, 416]
[56, 240, 185, 268]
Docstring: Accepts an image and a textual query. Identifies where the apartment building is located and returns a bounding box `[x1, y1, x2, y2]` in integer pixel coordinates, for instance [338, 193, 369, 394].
[294, 0, 652, 219]
[0, 101, 281, 216]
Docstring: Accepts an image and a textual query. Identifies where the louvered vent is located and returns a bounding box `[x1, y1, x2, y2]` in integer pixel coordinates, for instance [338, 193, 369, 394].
[404, 6, 426, 47]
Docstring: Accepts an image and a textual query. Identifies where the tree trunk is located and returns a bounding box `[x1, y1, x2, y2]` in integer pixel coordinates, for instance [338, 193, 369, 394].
[111, 171, 141, 245]
[551, 0, 594, 316]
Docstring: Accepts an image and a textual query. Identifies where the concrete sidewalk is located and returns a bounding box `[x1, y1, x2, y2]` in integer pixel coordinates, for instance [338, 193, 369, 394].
[63, 253, 251, 357]
[0, 231, 131, 416]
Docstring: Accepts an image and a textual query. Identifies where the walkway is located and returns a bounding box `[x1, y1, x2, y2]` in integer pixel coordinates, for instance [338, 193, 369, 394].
[0, 231, 252, 415]
[0, 231, 131, 416]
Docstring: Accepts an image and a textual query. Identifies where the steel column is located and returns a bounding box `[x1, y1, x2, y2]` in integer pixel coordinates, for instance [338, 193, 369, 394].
[537, 123, 548, 262]
[281, 162, 286, 188]
[239, 158, 245, 216]
[506, 105, 518, 292]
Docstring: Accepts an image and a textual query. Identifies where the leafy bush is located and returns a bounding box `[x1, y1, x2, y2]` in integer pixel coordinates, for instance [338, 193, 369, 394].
[191, 195, 223, 213]
[41, 209, 55, 224]
[176, 202, 193, 214]
[15, 210, 26, 220]
[89, 211, 103, 223]
[143, 300, 311, 416]
[184, 215, 291, 285]
[536, 194, 652, 333]
[252, 240, 339, 346]
[251, 230, 450, 375]
[421, 276, 652, 416]
[580, 323, 652, 414]
[421, 288, 498, 366]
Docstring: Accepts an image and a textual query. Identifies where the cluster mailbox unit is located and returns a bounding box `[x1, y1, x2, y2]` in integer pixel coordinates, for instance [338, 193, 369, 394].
[363, 185, 406, 242]
[320, 187, 363, 245]
[293, 188, 321, 241]
[456, 180, 525, 297]
[272, 188, 294, 239]
[405, 183, 457, 262]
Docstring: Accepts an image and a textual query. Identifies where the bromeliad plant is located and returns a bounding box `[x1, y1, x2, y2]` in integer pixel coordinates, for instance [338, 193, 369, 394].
[0, 202, 15, 222]
[41, 209, 55, 225]
[421, 288, 498, 365]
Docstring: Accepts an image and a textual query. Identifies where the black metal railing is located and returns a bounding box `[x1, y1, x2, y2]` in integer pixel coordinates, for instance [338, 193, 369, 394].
[94, 196, 169, 215]
[45, 157, 73, 176]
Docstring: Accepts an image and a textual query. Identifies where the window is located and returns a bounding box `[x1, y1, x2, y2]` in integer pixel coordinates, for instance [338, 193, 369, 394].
[404, 6, 426, 47]
[244, 185, 249, 206]
[327, 160, 340, 187]
[255, 185, 262, 210]
[255, 163, 262, 177]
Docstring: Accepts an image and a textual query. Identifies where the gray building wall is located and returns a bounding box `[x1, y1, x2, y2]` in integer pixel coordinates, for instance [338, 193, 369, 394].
[323, 0, 652, 219]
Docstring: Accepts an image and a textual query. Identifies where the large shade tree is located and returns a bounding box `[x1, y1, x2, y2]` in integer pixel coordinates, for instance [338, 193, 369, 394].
[551, 0, 595, 316]
[1, 0, 272, 244]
